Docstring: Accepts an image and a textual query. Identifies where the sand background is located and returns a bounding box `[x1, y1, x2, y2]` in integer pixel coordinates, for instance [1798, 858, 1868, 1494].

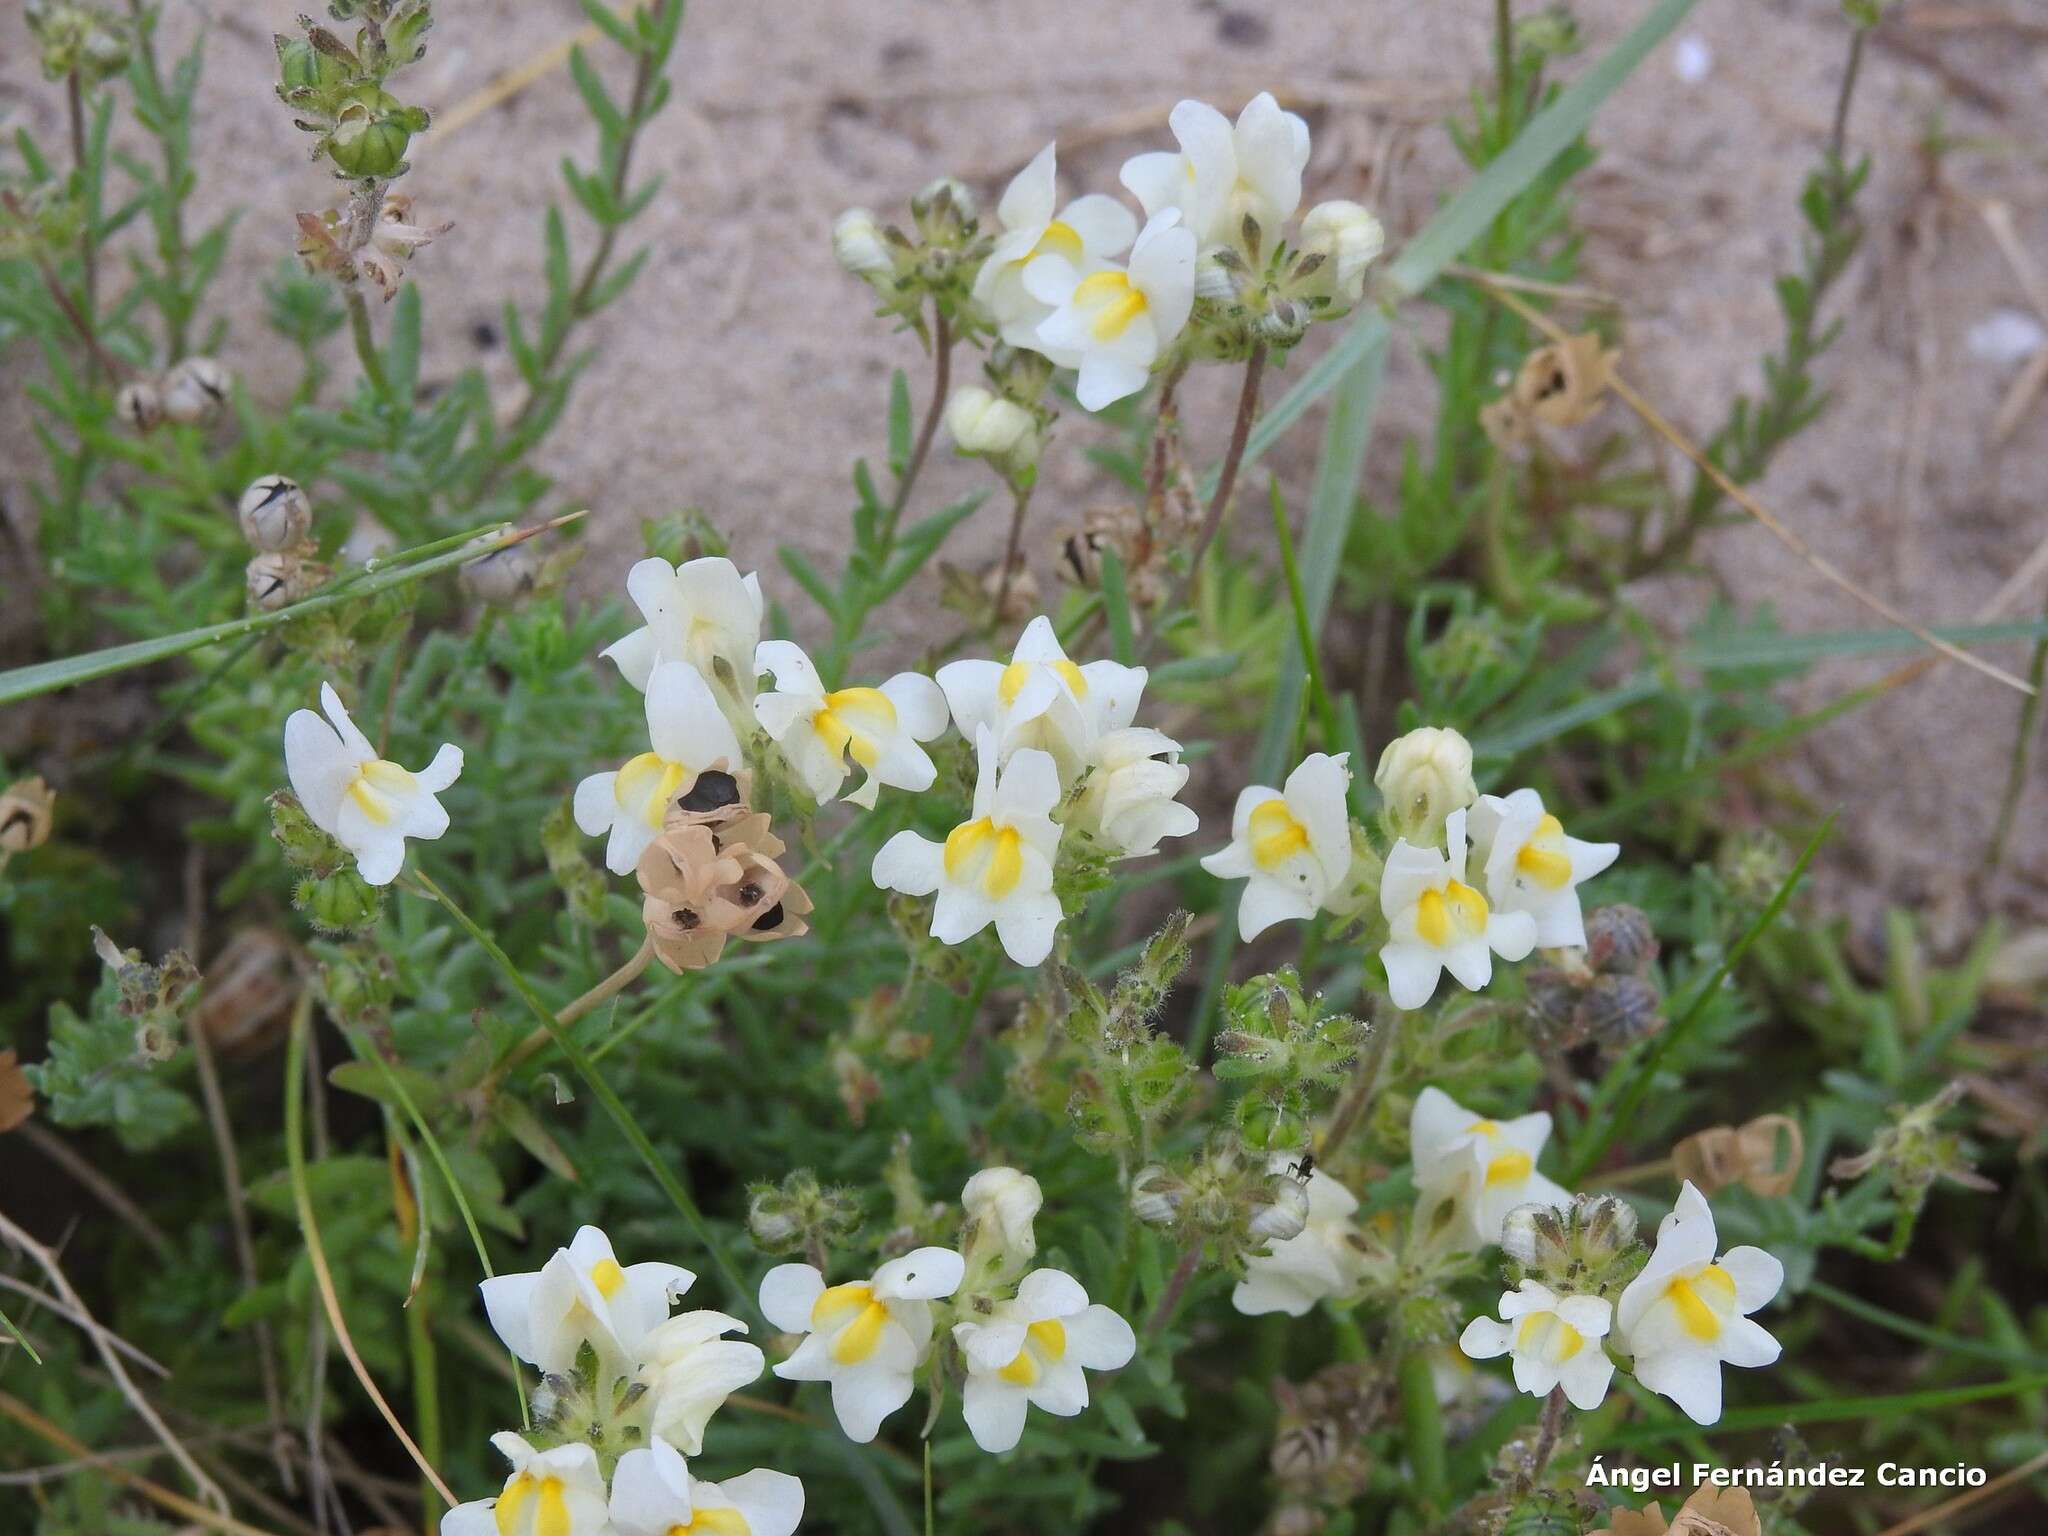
[4, 0, 2047, 942]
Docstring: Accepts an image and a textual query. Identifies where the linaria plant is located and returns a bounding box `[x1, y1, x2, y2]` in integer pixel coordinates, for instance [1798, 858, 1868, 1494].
[3, 2, 2045, 1534]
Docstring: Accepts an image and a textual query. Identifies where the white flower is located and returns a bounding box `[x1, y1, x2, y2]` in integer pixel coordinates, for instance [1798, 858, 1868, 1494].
[872, 728, 1064, 966]
[1615, 1181, 1783, 1425]
[1409, 1086, 1571, 1251]
[944, 386, 1039, 465]
[1379, 808, 1536, 1010]
[1026, 211, 1196, 410]
[1068, 727, 1199, 859]
[1459, 1281, 1615, 1411]
[953, 1269, 1136, 1454]
[603, 556, 765, 702]
[962, 1166, 1043, 1264]
[1232, 1156, 1368, 1318]
[1466, 787, 1619, 950]
[973, 142, 1138, 350]
[574, 661, 743, 875]
[1200, 753, 1353, 942]
[609, 1437, 803, 1536]
[1297, 200, 1385, 308]
[440, 1433, 609, 1536]
[284, 682, 463, 887]
[1119, 92, 1310, 250]
[759, 1248, 965, 1443]
[638, 1309, 765, 1457]
[934, 614, 1147, 783]
[753, 641, 948, 809]
[478, 1224, 694, 1379]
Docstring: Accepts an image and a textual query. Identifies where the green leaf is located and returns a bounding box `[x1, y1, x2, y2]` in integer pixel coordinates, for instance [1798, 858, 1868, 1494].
[383, 282, 423, 408]
[0, 1302, 42, 1365]
[578, 0, 641, 52]
[779, 545, 841, 621]
[886, 369, 912, 481]
[567, 45, 625, 139]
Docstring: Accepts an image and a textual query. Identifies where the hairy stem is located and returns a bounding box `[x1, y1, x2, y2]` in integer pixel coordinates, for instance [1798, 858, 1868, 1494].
[1145, 1243, 1204, 1337]
[992, 478, 1033, 624]
[1150, 344, 1267, 656]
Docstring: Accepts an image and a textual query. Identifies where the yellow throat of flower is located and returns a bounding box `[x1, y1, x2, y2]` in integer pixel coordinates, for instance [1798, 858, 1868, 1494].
[1663, 1263, 1736, 1342]
[944, 817, 1026, 899]
[1414, 880, 1489, 948]
[999, 657, 1088, 707]
[1516, 1311, 1585, 1364]
[813, 1282, 891, 1365]
[589, 1258, 626, 1298]
[812, 685, 897, 769]
[1072, 270, 1148, 341]
[666, 1510, 751, 1536]
[1247, 797, 1311, 871]
[1031, 219, 1083, 263]
[344, 758, 417, 826]
[997, 1317, 1068, 1386]
[1515, 812, 1573, 889]
[615, 751, 689, 827]
[496, 1472, 570, 1536]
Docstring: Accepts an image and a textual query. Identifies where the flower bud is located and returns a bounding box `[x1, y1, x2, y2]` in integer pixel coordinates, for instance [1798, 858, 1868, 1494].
[1194, 247, 1247, 303]
[0, 777, 57, 854]
[746, 1169, 862, 1257]
[945, 386, 1038, 465]
[1499, 1201, 1568, 1268]
[832, 207, 895, 282]
[161, 357, 230, 425]
[1248, 1174, 1311, 1242]
[238, 475, 313, 552]
[909, 176, 976, 246]
[299, 866, 383, 935]
[1373, 726, 1476, 848]
[1297, 201, 1385, 309]
[1130, 1164, 1185, 1226]
[246, 550, 325, 611]
[961, 1166, 1042, 1260]
[116, 381, 163, 432]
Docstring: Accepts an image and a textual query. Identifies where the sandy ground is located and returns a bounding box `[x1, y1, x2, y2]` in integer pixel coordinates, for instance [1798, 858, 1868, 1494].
[4, 0, 2047, 937]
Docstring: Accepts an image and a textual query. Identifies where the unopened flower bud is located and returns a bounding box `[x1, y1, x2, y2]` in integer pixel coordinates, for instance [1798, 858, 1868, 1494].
[117, 381, 163, 432]
[1130, 1164, 1185, 1226]
[910, 176, 976, 246]
[1499, 1202, 1568, 1268]
[1297, 201, 1385, 309]
[961, 1166, 1042, 1259]
[238, 475, 313, 551]
[246, 550, 325, 611]
[1578, 972, 1662, 1047]
[300, 866, 382, 935]
[1248, 1175, 1311, 1242]
[945, 386, 1038, 468]
[0, 777, 57, 854]
[1374, 726, 1476, 848]
[459, 537, 540, 605]
[832, 207, 895, 282]
[1575, 1192, 1638, 1257]
[1194, 248, 1245, 303]
[161, 357, 230, 425]
[1583, 903, 1658, 975]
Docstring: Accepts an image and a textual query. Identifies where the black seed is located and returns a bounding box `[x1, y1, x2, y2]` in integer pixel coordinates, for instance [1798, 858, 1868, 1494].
[752, 902, 784, 932]
[738, 881, 763, 906]
[674, 908, 701, 930]
[678, 770, 740, 812]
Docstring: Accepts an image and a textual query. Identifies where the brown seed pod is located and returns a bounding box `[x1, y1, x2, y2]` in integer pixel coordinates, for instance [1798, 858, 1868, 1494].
[1672, 1114, 1803, 1199]
[0, 776, 56, 854]
[195, 928, 300, 1060]
[1512, 330, 1619, 428]
[636, 802, 811, 972]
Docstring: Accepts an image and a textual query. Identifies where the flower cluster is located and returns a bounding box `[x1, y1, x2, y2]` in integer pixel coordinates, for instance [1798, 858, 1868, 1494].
[838, 93, 1383, 417]
[759, 1166, 1136, 1455]
[445, 1225, 801, 1536]
[1203, 726, 1620, 1013]
[873, 615, 1195, 965]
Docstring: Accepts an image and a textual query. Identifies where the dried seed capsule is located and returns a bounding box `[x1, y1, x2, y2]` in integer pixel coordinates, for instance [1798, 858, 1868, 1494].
[237, 475, 313, 552]
[116, 380, 163, 432]
[1583, 903, 1658, 975]
[0, 777, 57, 853]
[458, 538, 540, 605]
[161, 356, 230, 425]
[245, 550, 324, 610]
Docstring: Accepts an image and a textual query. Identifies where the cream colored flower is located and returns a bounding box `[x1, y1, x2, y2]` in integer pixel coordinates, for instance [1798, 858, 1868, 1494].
[1119, 92, 1310, 251]
[603, 556, 765, 703]
[953, 1268, 1136, 1454]
[1232, 1155, 1368, 1317]
[609, 1437, 803, 1536]
[1025, 211, 1197, 410]
[1200, 753, 1353, 942]
[1379, 808, 1536, 1010]
[1373, 725, 1476, 847]
[478, 1224, 694, 1379]
[440, 1433, 608, 1536]
[1297, 200, 1385, 309]
[1068, 726, 1199, 859]
[283, 682, 462, 887]
[974, 141, 1138, 349]
[754, 640, 948, 809]
[1466, 787, 1619, 949]
[1410, 1086, 1570, 1251]
[638, 1308, 765, 1457]
[1460, 1281, 1615, 1410]
[935, 614, 1148, 783]
[575, 661, 743, 874]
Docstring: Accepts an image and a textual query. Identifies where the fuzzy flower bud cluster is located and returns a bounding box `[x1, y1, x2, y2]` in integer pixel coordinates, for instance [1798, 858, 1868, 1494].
[274, 5, 435, 180]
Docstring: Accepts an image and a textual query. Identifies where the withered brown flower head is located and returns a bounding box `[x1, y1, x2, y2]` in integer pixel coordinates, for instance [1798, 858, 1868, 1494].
[1673, 1114, 1804, 1199]
[636, 791, 811, 973]
[1, 776, 56, 853]
[1593, 1486, 1761, 1536]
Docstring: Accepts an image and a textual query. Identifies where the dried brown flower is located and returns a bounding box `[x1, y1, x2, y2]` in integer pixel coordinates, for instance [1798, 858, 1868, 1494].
[196, 928, 300, 1060]
[0, 1049, 35, 1134]
[1481, 330, 1622, 450]
[1673, 1114, 1804, 1199]
[0, 776, 56, 853]
[1592, 1487, 1760, 1536]
[636, 796, 811, 973]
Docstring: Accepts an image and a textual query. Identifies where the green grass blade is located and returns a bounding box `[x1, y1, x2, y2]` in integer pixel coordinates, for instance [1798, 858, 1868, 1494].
[0, 519, 564, 706]
[0, 1303, 42, 1366]
[1597, 1371, 2048, 1445]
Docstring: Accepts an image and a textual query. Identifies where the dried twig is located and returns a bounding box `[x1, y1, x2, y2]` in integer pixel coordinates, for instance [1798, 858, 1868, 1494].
[0, 1211, 227, 1512]
[0, 1273, 168, 1377]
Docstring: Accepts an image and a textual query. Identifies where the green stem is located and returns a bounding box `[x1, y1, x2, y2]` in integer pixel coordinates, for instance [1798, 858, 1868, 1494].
[407, 1283, 443, 1530]
[922, 1440, 934, 1536]
[407, 870, 754, 1318]
[346, 288, 389, 398]
[1398, 1348, 1448, 1513]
